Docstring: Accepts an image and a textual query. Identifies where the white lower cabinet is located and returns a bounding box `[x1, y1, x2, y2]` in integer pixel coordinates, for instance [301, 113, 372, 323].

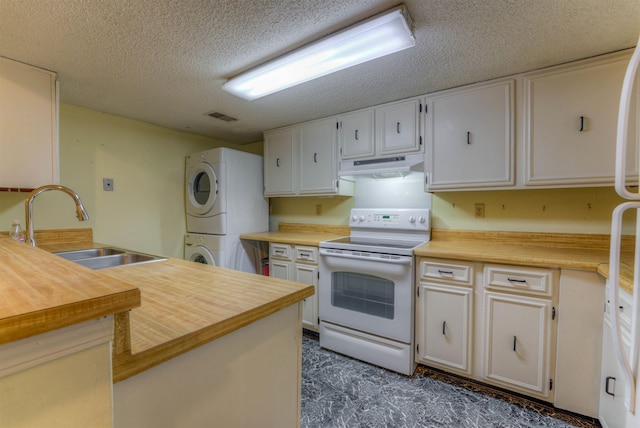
[416, 258, 475, 376]
[269, 243, 319, 331]
[482, 291, 555, 400]
[416, 282, 473, 376]
[416, 258, 565, 404]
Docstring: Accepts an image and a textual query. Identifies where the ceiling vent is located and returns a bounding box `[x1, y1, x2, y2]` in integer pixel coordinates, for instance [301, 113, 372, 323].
[208, 112, 237, 122]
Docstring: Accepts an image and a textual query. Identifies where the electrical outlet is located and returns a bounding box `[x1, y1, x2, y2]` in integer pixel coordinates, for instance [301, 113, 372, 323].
[474, 203, 485, 218]
[315, 204, 322, 215]
[103, 178, 114, 191]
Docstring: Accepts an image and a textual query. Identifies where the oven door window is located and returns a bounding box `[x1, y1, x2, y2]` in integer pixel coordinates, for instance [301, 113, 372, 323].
[331, 272, 394, 320]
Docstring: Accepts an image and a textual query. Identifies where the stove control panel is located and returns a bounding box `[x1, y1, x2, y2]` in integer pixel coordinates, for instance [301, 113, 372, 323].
[349, 208, 430, 231]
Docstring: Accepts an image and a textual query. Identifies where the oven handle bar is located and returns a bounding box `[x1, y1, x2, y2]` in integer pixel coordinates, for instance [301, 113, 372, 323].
[319, 248, 413, 265]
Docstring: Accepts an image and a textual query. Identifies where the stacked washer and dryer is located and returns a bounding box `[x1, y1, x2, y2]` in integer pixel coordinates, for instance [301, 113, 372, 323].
[184, 147, 268, 274]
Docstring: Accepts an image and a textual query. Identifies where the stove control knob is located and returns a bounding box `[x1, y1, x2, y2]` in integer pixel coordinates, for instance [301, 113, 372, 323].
[418, 216, 426, 223]
[351, 214, 358, 222]
[409, 215, 416, 223]
[359, 215, 365, 222]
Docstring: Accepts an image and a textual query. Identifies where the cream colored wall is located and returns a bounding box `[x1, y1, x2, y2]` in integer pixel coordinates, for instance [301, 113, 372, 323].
[269, 196, 354, 230]
[0, 104, 260, 258]
[269, 185, 633, 235]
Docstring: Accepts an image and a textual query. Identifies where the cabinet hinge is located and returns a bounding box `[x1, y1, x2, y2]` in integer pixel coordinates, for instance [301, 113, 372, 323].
[552, 307, 556, 320]
[549, 379, 553, 391]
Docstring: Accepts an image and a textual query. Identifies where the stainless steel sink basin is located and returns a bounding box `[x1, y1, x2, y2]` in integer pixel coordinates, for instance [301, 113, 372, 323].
[53, 247, 167, 269]
[55, 247, 125, 261]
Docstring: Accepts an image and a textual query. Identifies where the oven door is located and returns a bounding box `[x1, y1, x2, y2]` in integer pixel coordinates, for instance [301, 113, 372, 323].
[319, 248, 414, 343]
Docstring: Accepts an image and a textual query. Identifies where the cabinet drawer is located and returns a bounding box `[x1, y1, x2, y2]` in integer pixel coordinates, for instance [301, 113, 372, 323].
[484, 264, 554, 297]
[295, 246, 318, 264]
[270, 243, 292, 260]
[419, 259, 474, 286]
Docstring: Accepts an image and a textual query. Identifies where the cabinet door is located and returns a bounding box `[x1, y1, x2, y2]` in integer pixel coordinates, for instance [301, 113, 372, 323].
[524, 51, 638, 186]
[339, 110, 375, 160]
[425, 80, 514, 191]
[299, 118, 338, 194]
[0, 57, 58, 189]
[377, 98, 422, 156]
[483, 291, 554, 400]
[263, 127, 297, 196]
[416, 282, 473, 375]
[295, 263, 318, 331]
[269, 259, 292, 281]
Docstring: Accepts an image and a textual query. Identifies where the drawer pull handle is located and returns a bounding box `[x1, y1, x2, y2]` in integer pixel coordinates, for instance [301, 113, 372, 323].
[355, 129, 359, 140]
[467, 131, 471, 145]
[299, 253, 310, 258]
[507, 278, 527, 284]
[579, 116, 585, 132]
[513, 335, 517, 352]
[313, 153, 318, 163]
[605, 376, 616, 397]
[276, 158, 280, 167]
[442, 321, 446, 335]
[396, 122, 401, 134]
[438, 269, 454, 276]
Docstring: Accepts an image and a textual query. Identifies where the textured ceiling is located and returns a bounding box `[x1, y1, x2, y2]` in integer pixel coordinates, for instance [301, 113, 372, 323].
[1, 0, 639, 144]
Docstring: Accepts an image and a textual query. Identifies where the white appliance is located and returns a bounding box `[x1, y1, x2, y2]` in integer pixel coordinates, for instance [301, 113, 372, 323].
[185, 147, 267, 235]
[318, 208, 431, 375]
[604, 35, 640, 428]
[184, 233, 258, 273]
[184, 148, 268, 273]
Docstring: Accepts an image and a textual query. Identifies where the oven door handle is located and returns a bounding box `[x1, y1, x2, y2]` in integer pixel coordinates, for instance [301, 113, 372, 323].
[320, 248, 412, 265]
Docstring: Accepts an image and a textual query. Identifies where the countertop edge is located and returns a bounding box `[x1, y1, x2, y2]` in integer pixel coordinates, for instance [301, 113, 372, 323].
[0, 288, 141, 345]
[113, 285, 313, 382]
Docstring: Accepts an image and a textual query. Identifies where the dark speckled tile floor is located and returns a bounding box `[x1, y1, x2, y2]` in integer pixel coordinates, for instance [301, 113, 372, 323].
[301, 335, 600, 428]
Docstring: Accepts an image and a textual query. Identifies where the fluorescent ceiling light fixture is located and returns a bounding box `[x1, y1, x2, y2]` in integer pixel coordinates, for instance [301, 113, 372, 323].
[222, 5, 415, 100]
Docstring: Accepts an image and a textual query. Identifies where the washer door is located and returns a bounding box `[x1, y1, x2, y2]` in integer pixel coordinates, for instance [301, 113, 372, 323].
[186, 244, 217, 266]
[186, 162, 219, 216]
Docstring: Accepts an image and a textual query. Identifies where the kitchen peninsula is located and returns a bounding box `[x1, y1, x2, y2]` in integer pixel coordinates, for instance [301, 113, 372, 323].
[0, 230, 314, 428]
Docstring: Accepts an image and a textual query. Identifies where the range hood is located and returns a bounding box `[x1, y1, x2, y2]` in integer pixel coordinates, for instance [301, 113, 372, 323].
[339, 153, 424, 179]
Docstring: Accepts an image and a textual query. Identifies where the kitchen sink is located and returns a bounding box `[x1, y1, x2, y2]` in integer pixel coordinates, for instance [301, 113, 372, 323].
[55, 247, 125, 261]
[54, 247, 167, 269]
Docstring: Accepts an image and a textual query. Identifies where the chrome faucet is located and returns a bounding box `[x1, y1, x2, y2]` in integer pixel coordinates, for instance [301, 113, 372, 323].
[25, 185, 90, 246]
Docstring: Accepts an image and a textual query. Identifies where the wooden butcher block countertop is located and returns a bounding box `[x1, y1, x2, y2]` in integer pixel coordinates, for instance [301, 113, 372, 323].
[36, 230, 314, 382]
[415, 229, 635, 293]
[241, 223, 350, 246]
[0, 231, 140, 345]
[102, 257, 314, 382]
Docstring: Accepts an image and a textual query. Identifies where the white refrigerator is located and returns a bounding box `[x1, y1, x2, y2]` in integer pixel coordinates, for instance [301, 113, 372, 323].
[604, 34, 640, 428]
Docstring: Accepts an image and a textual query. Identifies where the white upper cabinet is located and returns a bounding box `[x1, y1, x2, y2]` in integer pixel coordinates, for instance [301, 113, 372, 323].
[299, 118, 339, 194]
[425, 79, 515, 191]
[264, 119, 353, 197]
[0, 57, 58, 190]
[339, 97, 423, 162]
[523, 50, 638, 187]
[377, 97, 422, 156]
[338, 109, 375, 160]
[264, 126, 297, 196]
